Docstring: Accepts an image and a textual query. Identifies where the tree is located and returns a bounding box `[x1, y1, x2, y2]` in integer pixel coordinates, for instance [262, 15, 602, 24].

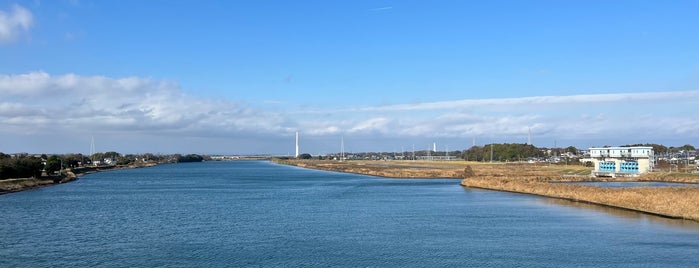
[176, 154, 204, 163]
[678, 144, 696, 151]
[298, 153, 312, 159]
[103, 151, 120, 160]
[45, 155, 62, 174]
[0, 156, 43, 179]
[464, 143, 540, 162]
[566, 146, 578, 155]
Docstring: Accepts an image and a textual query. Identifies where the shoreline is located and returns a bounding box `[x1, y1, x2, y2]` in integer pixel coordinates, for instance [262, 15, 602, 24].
[272, 159, 471, 178]
[0, 163, 158, 195]
[275, 159, 699, 222]
[463, 181, 694, 221]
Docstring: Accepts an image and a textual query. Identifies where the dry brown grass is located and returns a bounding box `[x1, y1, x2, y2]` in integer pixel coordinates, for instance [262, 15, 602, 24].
[0, 178, 54, 194]
[0, 171, 79, 195]
[462, 177, 699, 221]
[277, 159, 699, 221]
[639, 172, 699, 184]
[276, 159, 592, 179]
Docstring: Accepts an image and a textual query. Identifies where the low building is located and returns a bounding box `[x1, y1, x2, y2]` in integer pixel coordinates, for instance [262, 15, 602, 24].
[588, 146, 654, 177]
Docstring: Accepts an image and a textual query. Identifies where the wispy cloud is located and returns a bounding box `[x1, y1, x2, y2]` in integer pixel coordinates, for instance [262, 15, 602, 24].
[0, 4, 33, 43]
[347, 90, 699, 112]
[369, 6, 393, 12]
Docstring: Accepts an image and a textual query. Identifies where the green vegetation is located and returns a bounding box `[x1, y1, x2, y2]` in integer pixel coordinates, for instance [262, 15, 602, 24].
[463, 143, 540, 162]
[0, 153, 43, 179]
[176, 154, 205, 163]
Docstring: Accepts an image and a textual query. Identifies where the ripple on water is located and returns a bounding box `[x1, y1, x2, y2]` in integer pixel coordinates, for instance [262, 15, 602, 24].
[1, 161, 698, 267]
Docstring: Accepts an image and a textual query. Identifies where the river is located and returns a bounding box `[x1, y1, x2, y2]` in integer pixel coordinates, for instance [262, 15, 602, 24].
[1, 161, 698, 267]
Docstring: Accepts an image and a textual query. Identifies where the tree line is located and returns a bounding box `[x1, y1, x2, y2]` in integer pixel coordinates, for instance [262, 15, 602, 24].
[0, 152, 210, 179]
[463, 143, 542, 162]
[0, 153, 43, 179]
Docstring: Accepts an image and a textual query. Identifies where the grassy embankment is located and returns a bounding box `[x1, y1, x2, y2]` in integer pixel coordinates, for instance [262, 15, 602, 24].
[0, 163, 158, 195]
[462, 169, 699, 221]
[276, 159, 699, 221]
[0, 170, 78, 195]
[273, 159, 494, 178]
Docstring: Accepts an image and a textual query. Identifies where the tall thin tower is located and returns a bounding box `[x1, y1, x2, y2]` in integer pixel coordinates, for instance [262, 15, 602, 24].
[340, 136, 345, 161]
[90, 135, 96, 166]
[295, 132, 299, 158]
[90, 135, 95, 156]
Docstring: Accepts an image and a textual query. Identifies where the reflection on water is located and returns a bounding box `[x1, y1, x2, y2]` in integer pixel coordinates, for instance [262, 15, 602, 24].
[540, 198, 699, 231]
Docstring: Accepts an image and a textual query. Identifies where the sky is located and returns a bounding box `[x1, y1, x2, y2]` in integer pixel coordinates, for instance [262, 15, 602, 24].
[1, 0, 698, 155]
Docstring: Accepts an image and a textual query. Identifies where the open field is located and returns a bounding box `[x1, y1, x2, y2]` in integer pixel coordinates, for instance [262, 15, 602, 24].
[276, 159, 699, 221]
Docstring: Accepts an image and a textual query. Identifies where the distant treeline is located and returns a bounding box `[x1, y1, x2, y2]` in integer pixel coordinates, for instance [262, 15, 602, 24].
[463, 143, 544, 162]
[0, 151, 211, 179]
[0, 153, 43, 179]
[175, 154, 205, 163]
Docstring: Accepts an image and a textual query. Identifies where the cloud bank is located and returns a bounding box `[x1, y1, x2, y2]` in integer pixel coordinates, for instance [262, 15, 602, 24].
[0, 4, 33, 43]
[0, 72, 290, 137]
[1, 71, 697, 153]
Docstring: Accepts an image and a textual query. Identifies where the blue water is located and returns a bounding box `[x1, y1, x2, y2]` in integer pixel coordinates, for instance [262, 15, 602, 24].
[566, 181, 699, 188]
[2, 161, 699, 267]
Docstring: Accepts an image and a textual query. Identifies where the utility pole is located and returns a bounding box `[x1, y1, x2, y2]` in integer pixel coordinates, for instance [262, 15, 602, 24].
[490, 144, 494, 163]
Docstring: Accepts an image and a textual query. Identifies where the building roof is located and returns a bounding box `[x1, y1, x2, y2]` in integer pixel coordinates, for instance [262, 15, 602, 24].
[588, 146, 653, 150]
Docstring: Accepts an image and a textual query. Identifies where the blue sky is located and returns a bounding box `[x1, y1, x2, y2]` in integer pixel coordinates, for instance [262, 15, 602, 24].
[1, 0, 698, 155]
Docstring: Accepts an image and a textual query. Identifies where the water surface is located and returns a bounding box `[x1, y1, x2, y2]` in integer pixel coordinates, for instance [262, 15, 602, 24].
[2, 161, 698, 267]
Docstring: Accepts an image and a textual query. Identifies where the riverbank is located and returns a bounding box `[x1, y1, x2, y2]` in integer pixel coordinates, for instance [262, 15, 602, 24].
[0, 169, 80, 195]
[275, 159, 699, 221]
[0, 163, 158, 195]
[273, 159, 593, 178]
[462, 177, 699, 221]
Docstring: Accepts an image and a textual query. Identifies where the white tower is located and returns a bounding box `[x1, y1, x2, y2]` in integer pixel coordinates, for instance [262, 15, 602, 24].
[433, 142, 436, 152]
[89, 135, 96, 166]
[340, 136, 345, 161]
[90, 135, 95, 157]
[295, 131, 299, 158]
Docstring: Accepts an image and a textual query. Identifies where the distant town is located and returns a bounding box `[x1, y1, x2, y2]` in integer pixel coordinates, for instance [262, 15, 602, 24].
[2, 143, 697, 181]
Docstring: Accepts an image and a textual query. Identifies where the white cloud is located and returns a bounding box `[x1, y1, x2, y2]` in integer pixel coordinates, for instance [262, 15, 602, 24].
[0, 72, 290, 137]
[0, 4, 33, 43]
[1, 71, 697, 153]
[347, 90, 699, 112]
[348, 117, 391, 134]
